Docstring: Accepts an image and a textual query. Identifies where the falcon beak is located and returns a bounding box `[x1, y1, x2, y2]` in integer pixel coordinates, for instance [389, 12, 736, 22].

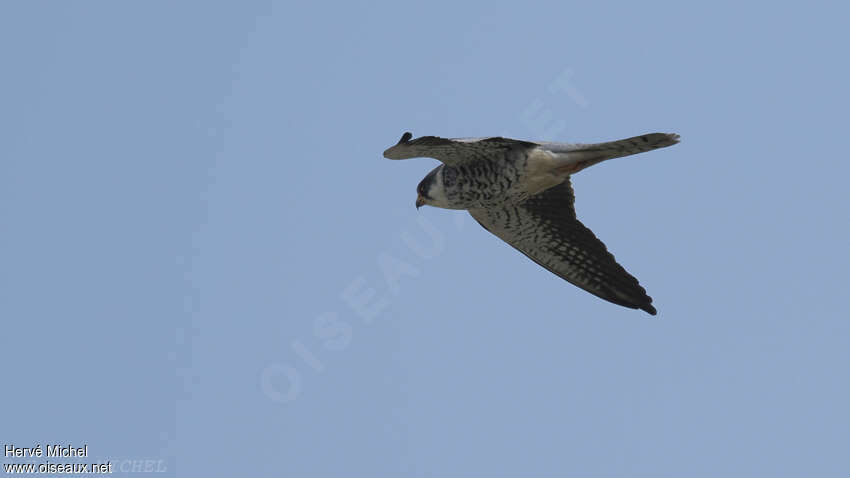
[415, 194, 426, 209]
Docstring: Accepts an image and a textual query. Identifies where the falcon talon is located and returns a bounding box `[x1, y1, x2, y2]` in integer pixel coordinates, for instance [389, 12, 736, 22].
[384, 131, 680, 315]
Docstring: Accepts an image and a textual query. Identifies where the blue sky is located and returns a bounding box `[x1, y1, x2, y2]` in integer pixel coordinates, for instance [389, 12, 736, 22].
[2, 1, 848, 476]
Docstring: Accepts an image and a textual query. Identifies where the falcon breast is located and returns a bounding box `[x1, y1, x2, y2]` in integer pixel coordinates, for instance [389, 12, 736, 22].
[384, 131, 680, 315]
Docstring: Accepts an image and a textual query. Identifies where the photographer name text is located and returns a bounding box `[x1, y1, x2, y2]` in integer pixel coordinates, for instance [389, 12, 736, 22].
[5, 443, 88, 458]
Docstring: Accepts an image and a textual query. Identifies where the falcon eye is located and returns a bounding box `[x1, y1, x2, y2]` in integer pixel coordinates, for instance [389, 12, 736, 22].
[417, 168, 440, 199]
[417, 179, 431, 199]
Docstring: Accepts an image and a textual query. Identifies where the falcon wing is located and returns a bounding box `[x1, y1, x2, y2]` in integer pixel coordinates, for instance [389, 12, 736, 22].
[383, 132, 537, 165]
[469, 180, 657, 315]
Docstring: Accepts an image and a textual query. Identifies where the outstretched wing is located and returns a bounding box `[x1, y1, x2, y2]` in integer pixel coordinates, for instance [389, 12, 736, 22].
[383, 132, 537, 165]
[469, 180, 657, 315]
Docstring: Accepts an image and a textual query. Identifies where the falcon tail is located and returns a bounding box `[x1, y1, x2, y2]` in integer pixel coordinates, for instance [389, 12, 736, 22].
[572, 133, 680, 160]
[543, 133, 680, 174]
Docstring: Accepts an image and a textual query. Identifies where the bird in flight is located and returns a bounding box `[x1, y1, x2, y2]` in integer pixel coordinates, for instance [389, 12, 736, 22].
[384, 131, 680, 315]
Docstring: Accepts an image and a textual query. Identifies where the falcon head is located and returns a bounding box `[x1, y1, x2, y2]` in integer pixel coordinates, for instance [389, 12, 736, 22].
[415, 166, 451, 209]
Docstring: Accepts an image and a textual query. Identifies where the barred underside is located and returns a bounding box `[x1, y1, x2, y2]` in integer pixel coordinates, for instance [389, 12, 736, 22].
[470, 180, 656, 315]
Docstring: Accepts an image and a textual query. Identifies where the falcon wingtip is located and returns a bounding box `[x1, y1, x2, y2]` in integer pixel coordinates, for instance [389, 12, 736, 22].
[383, 131, 414, 159]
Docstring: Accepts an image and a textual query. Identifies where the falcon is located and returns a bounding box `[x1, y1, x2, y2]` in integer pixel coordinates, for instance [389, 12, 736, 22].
[383, 131, 680, 315]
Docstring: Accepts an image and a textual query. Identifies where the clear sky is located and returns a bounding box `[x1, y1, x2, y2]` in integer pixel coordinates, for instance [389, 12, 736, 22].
[2, 1, 848, 476]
